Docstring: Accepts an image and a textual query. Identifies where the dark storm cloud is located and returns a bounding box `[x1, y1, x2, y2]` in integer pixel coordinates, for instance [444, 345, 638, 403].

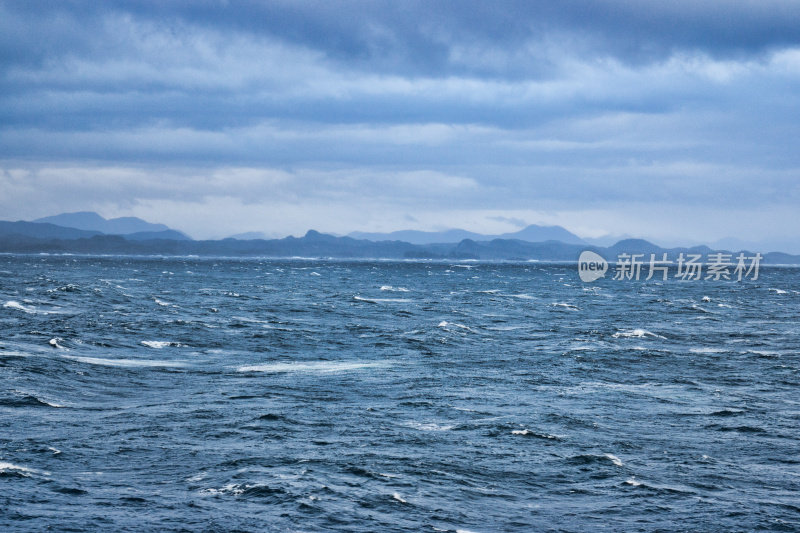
[5, 0, 800, 76]
[1, 0, 799, 244]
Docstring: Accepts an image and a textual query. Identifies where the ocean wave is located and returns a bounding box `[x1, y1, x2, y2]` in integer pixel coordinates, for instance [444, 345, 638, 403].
[380, 285, 410, 292]
[552, 302, 579, 310]
[511, 429, 560, 440]
[60, 354, 187, 368]
[437, 321, 475, 332]
[49, 338, 66, 349]
[4, 300, 35, 313]
[392, 492, 409, 504]
[406, 421, 455, 432]
[141, 340, 185, 349]
[237, 361, 387, 373]
[689, 347, 726, 354]
[1, 392, 65, 408]
[354, 296, 412, 303]
[0, 462, 49, 477]
[613, 329, 666, 340]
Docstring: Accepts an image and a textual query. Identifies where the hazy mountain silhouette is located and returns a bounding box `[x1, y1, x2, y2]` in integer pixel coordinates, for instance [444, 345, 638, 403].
[0, 220, 101, 240]
[2, 216, 798, 264]
[34, 211, 190, 239]
[348, 224, 585, 244]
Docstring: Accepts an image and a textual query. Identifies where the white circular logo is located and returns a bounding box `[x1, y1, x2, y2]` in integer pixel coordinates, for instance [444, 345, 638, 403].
[578, 250, 608, 282]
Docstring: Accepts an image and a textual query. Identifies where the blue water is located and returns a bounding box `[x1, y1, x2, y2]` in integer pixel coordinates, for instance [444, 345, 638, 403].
[1, 255, 799, 532]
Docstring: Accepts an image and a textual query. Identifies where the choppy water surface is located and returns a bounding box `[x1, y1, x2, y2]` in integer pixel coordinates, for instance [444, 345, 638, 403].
[1, 255, 799, 532]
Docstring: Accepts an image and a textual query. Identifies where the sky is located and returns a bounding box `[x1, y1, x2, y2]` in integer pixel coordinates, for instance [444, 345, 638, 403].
[1, 0, 800, 250]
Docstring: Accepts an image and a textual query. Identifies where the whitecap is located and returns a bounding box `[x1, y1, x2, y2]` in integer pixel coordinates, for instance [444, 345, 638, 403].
[747, 350, 782, 357]
[510, 293, 535, 300]
[613, 329, 666, 340]
[201, 483, 245, 496]
[154, 298, 171, 307]
[354, 296, 411, 303]
[141, 340, 183, 349]
[437, 321, 475, 332]
[4, 301, 35, 314]
[407, 421, 454, 432]
[552, 302, 579, 310]
[625, 477, 642, 487]
[689, 347, 725, 354]
[381, 285, 410, 292]
[701, 296, 712, 302]
[392, 492, 408, 504]
[0, 462, 48, 476]
[61, 354, 186, 368]
[769, 288, 788, 295]
[604, 453, 624, 466]
[237, 361, 386, 373]
[49, 338, 65, 349]
[310, 272, 321, 276]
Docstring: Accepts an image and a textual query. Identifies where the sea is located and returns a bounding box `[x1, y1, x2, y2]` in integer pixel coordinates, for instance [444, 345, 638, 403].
[1, 254, 798, 532]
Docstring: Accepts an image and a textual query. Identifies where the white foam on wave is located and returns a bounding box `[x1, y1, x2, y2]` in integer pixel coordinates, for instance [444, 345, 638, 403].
[392, 492, 408, 504]
[141, 340, 184, 349]
[154, 298, 171, 307]
[0, 462, 48, 476]
[510, 293, 535, 300]
[381, 285, 410, 292]
[60, 354, 187, 368]
[354, 295, 412, 303]
[437, 321, 474, 332]
[407, 421, 454, 432]
[485, 325, 521, 331]
[237, 360, 387, 373]
[201, 483, 246, 496]
[613, 329, 666, 340]
[49, 338, 65, 349]
[689, 347, 726, 354]
[747, 349, 782, 357]
[310, 271, 321, 276]
[769, 288, 788, 295]
[604, 453, 624, 466]
[625, 477, 642, 487]
[552, 302, 579, 310]
[4, 300, 35, 314]
[511, 429, 559, 439]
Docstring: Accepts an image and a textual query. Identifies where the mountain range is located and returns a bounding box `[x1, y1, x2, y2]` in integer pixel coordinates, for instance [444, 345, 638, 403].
[0, 212, 798, 264]
[347, 224, 585, 245]
[32, 212, 191, 240]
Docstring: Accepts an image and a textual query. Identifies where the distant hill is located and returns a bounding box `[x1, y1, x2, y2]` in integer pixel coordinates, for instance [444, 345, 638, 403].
[0, 220, 101, 240]
[2, 223, 797, 264]
[227, 231, 269, 240]
[33, 211, 190, 239]
[348, 224, 585, 245]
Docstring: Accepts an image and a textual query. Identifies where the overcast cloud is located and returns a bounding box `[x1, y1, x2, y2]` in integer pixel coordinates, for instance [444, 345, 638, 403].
[1, 0, 799, 248]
